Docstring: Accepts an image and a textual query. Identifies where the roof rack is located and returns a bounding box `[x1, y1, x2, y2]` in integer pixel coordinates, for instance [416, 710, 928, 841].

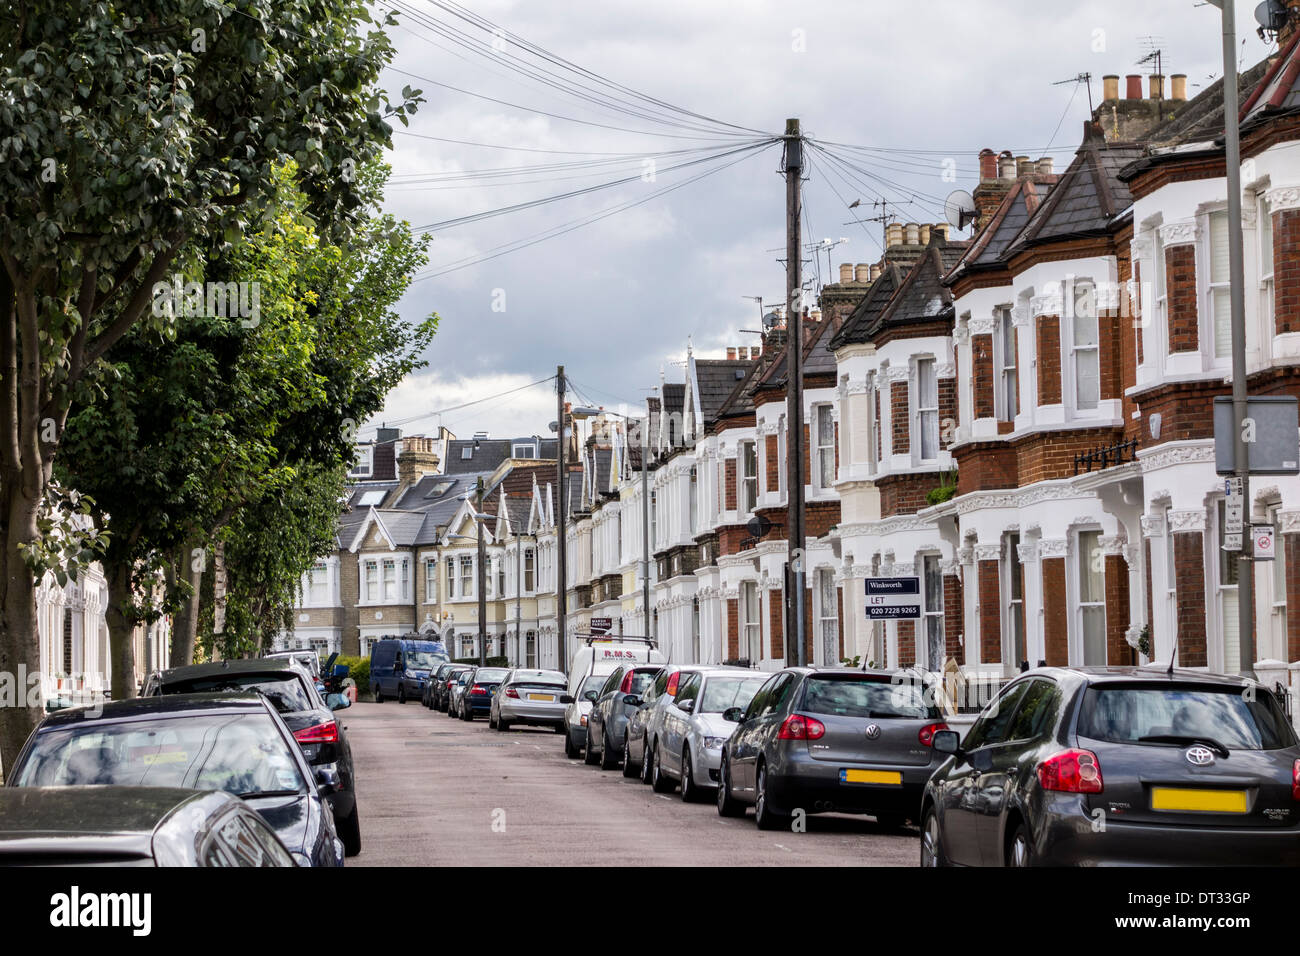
[577, 633, 656, 647]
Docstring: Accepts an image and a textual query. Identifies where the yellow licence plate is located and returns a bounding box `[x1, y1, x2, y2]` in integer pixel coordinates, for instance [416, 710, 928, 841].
[840, 769, 902, 785]
[1150, 787, 1249, 813]
[527, 693, 555, 702]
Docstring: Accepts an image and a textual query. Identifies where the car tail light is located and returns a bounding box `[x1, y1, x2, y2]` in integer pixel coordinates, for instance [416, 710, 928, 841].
[1037, 749, 1103, 794]
[470, 684, 487, 696]
[1292, 759, 1300, 801]
[293, 721, 339, 745]
[918, 722, 949, 747]
[666, 672, 680, 696]
[505, 687, 520, 699]
[620, 670, 637, 694]
[777, 714, 826, 740]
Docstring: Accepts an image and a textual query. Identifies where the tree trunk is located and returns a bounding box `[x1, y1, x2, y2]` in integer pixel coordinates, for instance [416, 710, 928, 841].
[0, 484, 44, 777]
[168, 544, 202, 668]
[104, 559, 137, 701]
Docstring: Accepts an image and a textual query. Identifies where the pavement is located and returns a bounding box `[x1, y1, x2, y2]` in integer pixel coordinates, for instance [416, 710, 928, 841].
[345, 698, 918, 866]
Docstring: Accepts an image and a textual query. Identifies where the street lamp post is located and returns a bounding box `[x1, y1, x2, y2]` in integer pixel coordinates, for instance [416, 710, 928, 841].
[570, 405, 653, 643]
[476, 476, 488, 667]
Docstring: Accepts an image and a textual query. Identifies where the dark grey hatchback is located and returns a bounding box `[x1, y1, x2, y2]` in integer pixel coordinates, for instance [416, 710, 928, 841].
[921, 666, 1300, 866]
[716, 667, 948, 830]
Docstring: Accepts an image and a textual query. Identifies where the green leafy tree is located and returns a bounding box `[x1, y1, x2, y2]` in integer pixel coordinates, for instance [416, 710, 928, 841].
[0, 0, 420, 766]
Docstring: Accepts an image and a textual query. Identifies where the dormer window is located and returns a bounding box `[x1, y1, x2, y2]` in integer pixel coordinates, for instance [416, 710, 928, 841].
[512, 442, 537, 459]
[461, 446, 474, 460]
[349, 444, 373, 478]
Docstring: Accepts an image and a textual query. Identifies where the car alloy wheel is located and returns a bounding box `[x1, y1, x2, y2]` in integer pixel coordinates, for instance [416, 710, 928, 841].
[640, 740, 654, 784]
[920, 810, 946, 867]
[716, 756, 744, 817]
[1008, 825, 1032, 867]
[680, 750, 696, 802]
[584, 728, 600, 765]
[599, 731, 618, 771]
[622, 736, 638, 778]
[651, 744, 674, 793]
[754, 764, 787, 830]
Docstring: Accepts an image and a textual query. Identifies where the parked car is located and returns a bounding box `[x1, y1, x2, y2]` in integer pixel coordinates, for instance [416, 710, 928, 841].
[447, 667, 474, 718]
[716, 667, 948, 830]
[458, 667, 510, 720]
[370, 638, 449, 704]
[435, 664, 472, 713]
[0, 786, 297, 866]
[585, 664, 661, 771]
[561, 638, 666, 759]
[6, 693, 344, 866]
[491, 669, 568, 731]
[627, 664, 725, 783]
[656, 670, 769, 801]
[264, 650, 320, 680]
[141, 657, 360, 856]
[921, 666, 1300, 866]
[425, 663, 460, 708]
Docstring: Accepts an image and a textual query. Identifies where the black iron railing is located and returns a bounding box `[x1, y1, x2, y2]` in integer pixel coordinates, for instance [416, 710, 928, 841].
[1073, 438, 1138, 475]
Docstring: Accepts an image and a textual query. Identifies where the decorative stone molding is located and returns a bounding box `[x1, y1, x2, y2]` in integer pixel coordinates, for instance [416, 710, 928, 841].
[1094, 281, 1121, 311]
[1130, 235, 1153, 260]
[968, 316, 995, 336]
[1011, 304, 1032, 328]
[719, 586, 739, 600]
[1278, 510, 1300, 534]
[952, 323, 970, 346]
[1098, 534, 1127, 556]
[1264, 185, 1300, 213]
[846, 378, 871, 395]
[882, 365, 911, 385]
[939, 558, 961, 577]
[1031, 285, 1063, 317]
[891, 561, 915, 576]
[957, 546, 974, 565]
[1167, 509, 1207, 533]
[1124, 544, 1141, 567]
[935, 362, 956, 378]
[1158, 219, 1198, 246]
[1136, 441, 1215, 472]
[1016, 542, 1038, 563]
[973, 543, 1002, 563]
[849, 564, 873, 578]
[1038, 538, 1069, 560]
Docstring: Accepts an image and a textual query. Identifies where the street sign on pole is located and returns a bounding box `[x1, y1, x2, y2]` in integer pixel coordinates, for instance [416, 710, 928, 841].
[1214, 396, 1300, 475]
[865, 577, 922, 620]
[1224, 476, 1244, 550]
[1253, 525, 1276, 561]
[590, 617, 613, 635]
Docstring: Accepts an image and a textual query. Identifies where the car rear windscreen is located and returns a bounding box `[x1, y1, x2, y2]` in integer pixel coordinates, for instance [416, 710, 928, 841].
[15, 714, 307, 797]
[1077, 685, 1294, 750]
[699, 677, 766, 714]
[627, 672, 656, 695]
[802, 677, 939, 720]
[164, 675, 315, 714]
[473, 669, 509, 682]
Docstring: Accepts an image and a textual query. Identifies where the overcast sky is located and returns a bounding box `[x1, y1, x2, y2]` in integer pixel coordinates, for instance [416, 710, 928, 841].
[365, 0, 1274, 443]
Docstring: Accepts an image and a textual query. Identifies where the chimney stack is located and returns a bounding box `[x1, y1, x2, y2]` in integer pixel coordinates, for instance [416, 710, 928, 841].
[854, 263, 870, 281]
[886, 222, 903, 247]
[1126, 74, 1142, 99]
[1102, 74, 1119, 101]
[1016, 155, 1034, 177]
[726, 347, 737, 360]
[998, 150, 1016, 179]
[1170, 74, 1187, 102]
[904, 222, 920, 244]
[397, 436, 441, 486]
[919, 224, 931, 245]
[869, 264, 882, 281]
[1037, 156, 1053, 175]
[839, 262, 854, 283]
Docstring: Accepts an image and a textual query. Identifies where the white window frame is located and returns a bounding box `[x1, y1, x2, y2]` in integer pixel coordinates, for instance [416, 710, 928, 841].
[914, 358, 939, 462]
[1153, 230, 1168, 351]
[1003, 532, 1025, 668]
[512, 442, 537, 459]
[815, 567, 840, 666]
[1076, 529, 1106, 666]
[524, 547, 535, 594]
[459, 554, 474, 599]
[1266, 503, 1286, 658]
[1205, 208, 1233, 360]
[1068, 278, 1100, 413]
[814, 404, 836, 491]
[741, 580, 761, 662]
[1258, 192, 1275, 335]
[363, 560, 379, 604]
[920, 555, 943, 671]
[866, 374, 878, 476]
[424, 558, 438, 604]
[348, 444, 373, 478]
[995, 306, 1017, 422]
[1214, 499, 1240, 674]
[305, 560, 329, 607]
[739, 441, 758, 515]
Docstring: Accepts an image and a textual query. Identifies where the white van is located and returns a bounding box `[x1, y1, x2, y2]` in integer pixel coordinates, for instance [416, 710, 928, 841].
[561, 638, 665, 759]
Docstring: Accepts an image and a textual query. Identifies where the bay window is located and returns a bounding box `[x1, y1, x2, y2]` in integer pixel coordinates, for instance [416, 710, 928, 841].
[1077, 530, 1105, 665]
[815, 404, 836, 489]
[1071, 280, 1100, 411]
[739, 441, 757, 514]
[1208, 210, 1232, 358]
[916, 359, 939, 460]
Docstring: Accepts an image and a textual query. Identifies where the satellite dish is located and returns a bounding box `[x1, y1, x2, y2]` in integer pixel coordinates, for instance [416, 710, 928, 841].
[746, 514, 772, 539]
[944, 189, 978, 232]
[1256, 0, 1288, 32]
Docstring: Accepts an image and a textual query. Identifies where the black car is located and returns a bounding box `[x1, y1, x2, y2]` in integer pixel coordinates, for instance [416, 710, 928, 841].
[142, 658, 360, 856]
[457, 666, 511, 721]
[586, 664, 661, 771]
[432, 664, 472, 713]
[7, 693, 344, 867]
[0, 786, 296, 866]
[716, 667, 949, 830]
[424, 663, 457, 708]
[921, 666, 1300, 866]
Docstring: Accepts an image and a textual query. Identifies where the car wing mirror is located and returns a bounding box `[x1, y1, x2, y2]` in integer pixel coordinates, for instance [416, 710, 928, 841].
[678, 699, 695, 714]
[583, 690, 599, 702]
[559, 694, 575, 704]
[931, 729, 961, 756]
[623, 694, 642, 707]
[721, 707, 743, 723]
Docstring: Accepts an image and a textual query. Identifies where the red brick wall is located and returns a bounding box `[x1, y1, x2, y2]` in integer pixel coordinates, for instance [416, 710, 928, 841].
[939, 376, 958, 449]
[1165, 243, 1198, 353]
[1174, 532, 1208, 667]
[1036, 314, 1062, 405]
[890, 381, 909, 455]
[1042, 557, 1068, 666]
[805, 500, 842, 538]
[1104, 553, 1132, 665]
[765, 435, 779, 494]
[972, 333, 995, 420]
[1275, 209, 1300, 334]
[943, 573, 964, 665]
[877, 472, 941, 517]
[1100, 311, 1121, 402]
[1016, 426, 1124, 485]
[726, 597, 738, 659]
[1286, 533, 1300, 661]
[769, 588, 784, 661]
[1134, 379, 1219, 443]
[897, 619, 916, 667]
[978, 560, 1001, 665]
[955, 442, 1018, 493]
[724, 459, 736, 511]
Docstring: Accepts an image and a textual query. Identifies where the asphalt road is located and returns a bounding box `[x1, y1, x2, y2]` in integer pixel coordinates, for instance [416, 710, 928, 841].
[346, 698, 918, 866]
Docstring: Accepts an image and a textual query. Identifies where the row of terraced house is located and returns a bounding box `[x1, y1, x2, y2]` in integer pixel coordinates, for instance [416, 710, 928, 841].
[284, 35, 1300, 713]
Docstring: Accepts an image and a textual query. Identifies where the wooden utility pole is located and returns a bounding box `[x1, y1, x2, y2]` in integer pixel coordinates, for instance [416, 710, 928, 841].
[476, 475, 488, 667]
[783, 118, 807, 667]
[556, 365, 569, 673]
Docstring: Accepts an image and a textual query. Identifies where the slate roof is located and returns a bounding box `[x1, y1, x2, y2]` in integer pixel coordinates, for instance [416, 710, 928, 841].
[661, 383, 685, 449]
[444, 437, 557, 474]
[695, 359, 754, 420]
[502, 495, 531, 532]
[948, 174, 1057, 278]
[1003, 126, 1143, 255]
[342, 470, 496, 548]
[828, 261, 906, 350]
[752, 317, 839, 392]
[873, 239, 968, 333]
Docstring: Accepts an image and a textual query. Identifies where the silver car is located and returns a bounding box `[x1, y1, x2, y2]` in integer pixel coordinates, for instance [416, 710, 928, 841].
[632, 664, 747, 791]
[656, 670, 769, 801]
[491, 669, 568, 732]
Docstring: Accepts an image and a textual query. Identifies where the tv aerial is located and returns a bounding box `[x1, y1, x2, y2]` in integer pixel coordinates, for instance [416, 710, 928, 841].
[944, 189, 978, 233]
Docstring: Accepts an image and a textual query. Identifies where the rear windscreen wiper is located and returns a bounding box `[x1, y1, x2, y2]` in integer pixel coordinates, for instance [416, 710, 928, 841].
[1137, 735, 1231, 758]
